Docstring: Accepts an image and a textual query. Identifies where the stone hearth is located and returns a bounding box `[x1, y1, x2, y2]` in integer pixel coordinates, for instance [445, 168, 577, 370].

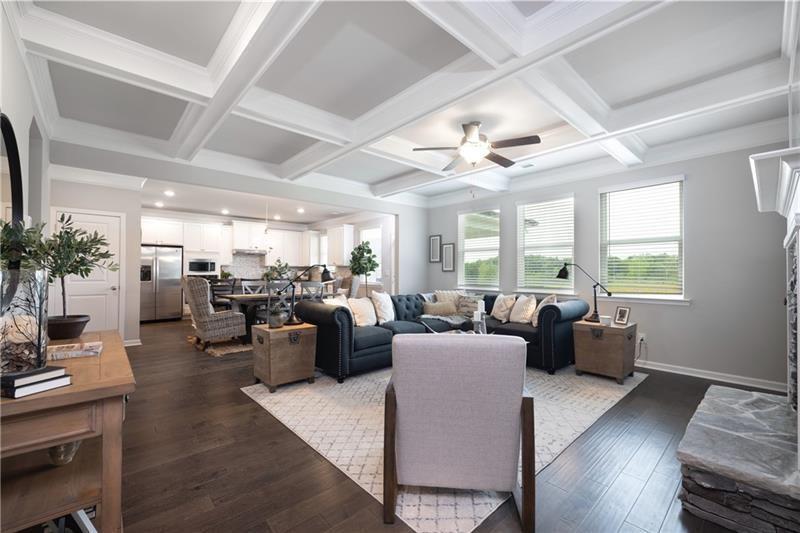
[677, 386, 799, 532]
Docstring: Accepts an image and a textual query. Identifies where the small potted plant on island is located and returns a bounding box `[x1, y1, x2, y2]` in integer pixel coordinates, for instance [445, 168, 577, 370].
[348, 241, 378, 297]
[44, 214, 118, 340]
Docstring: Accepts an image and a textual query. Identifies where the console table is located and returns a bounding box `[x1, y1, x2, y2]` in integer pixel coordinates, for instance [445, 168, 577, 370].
[0, 330, 135, 532]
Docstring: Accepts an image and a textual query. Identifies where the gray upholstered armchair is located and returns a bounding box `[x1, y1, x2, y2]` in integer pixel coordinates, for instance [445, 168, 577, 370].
[384, 334, 535, 531]
[182, 276, 246, 349]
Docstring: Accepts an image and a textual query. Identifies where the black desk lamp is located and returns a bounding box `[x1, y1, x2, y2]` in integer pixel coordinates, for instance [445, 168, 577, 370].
[278, 264, 334, 325]
[556, 262, 611, 323]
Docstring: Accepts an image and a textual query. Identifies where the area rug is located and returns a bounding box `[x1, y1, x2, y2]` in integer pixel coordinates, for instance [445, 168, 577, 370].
[186, 336, 252, 357]
[241, 367, 646, 533]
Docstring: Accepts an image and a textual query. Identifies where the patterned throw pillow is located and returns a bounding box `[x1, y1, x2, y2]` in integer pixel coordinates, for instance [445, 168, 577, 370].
[370, 291, 395, 324]
[434, 289, 465, 305]
[509, 294, 538, 323]
[456, 294, 483, 316]
[490, 294, 517, 323]
[347, 298, 377, 327]
[531, 294, 558, 327]
[423, 301, 458, 316]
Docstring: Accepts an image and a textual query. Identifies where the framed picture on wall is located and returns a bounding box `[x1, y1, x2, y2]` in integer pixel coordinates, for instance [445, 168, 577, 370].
[429, 235, 442, 263]
[441, 243, 455, 272]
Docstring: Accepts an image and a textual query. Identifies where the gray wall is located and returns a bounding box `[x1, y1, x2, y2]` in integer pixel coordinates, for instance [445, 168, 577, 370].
[428, 147, 787, 386]
[50, 180, 141, 343]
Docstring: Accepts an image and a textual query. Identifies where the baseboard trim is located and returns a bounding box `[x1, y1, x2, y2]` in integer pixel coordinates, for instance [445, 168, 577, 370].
[123, 339, 142, 347]
[634, 359, 787, 393]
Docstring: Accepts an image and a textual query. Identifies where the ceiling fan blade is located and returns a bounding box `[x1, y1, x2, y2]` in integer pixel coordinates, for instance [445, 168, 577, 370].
[462, 121, 481, 142]
[485, 151, 515, 168]
[442, 156, 462, 172]
[491, 135, 541, 149]
[412, 146, 458, 151]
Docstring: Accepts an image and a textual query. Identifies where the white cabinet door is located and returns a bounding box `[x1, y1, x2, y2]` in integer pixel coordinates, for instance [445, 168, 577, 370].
[232, 221, 250, 250]
[283, 231, 302, 265]
[183, 223, 203, 251]
[142, 218, 183, 245]
[267, 229, 285, 262]
[302, 231, 320, 265]
[202, 223, 222, 252]
[220, 225, 233, 265]
[249, 223, 267, 251]
[326, 225, 354, 265]
[141, 218, 159, 244]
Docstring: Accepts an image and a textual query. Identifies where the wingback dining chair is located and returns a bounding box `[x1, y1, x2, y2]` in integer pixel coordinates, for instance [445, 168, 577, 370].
[182, 276, 246, 350]
[384, 334, 535, 532]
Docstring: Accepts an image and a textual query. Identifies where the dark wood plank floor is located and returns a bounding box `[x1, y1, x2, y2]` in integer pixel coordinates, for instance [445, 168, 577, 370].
[122, 320, 733, 532]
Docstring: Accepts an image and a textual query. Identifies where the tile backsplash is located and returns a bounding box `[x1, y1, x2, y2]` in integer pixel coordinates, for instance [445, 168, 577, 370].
[224, 253, 264, 280]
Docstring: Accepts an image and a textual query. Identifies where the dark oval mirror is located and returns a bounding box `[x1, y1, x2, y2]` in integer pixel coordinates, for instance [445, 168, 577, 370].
[1, 113, 24, 225]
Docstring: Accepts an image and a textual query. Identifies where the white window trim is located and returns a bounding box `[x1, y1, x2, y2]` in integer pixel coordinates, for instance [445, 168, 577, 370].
[598, 294, 692, 306]
[598, 176, 685, 297]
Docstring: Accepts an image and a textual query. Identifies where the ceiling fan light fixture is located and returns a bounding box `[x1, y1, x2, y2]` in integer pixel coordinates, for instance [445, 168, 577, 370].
[459, 140, 490, 166]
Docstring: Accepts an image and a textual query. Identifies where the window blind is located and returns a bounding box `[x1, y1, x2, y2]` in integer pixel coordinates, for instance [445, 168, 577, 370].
[600, 180, 683, 295]
[458, 210, 500, 287]
[517, 197, 574, 290]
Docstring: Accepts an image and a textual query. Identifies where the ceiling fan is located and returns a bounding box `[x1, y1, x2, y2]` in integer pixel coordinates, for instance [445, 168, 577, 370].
[412, 121, 541, 172]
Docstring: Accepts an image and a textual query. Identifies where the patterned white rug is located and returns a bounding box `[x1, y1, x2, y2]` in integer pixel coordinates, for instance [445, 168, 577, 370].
[241, 366, 646, 533]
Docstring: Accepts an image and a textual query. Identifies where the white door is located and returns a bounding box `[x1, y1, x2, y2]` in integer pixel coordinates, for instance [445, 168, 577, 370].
[49, 209, 122, 333]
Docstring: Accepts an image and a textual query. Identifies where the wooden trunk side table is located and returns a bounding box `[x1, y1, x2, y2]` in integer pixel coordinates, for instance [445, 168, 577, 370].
[252, 323, 317, 392]
[573, 321, 637, 384]
[0, 330, 135, 532]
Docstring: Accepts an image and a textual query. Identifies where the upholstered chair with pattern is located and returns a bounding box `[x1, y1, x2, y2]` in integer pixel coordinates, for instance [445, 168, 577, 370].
[182, 276, 246, 349]
[384, 334, 535, 532]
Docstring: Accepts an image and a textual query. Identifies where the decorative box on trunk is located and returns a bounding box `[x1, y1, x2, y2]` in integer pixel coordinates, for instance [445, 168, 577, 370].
[573, 320, 637, 384]
[252, 323, 317, 392]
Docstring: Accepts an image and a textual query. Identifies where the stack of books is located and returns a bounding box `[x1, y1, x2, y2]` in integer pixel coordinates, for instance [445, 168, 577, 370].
[1, 366, 72, 398]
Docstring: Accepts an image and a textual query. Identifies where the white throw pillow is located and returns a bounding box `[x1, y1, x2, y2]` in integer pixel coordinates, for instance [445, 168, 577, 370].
[434, 289, 465, 305]
[324, 294, 350, 308]
[490, 294, 517, 323]
[370, 292, 395, 324]
[509, 294, 538, 323]
[531, 294, 557, 327]
[348, 297, 377, 327]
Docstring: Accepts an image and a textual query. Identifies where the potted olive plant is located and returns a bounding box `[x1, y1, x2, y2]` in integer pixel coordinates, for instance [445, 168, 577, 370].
[44, 214, 117, 340]
[348, 241, 378, 297]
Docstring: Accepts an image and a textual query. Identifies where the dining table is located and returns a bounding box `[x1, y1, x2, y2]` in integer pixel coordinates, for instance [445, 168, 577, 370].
[225, 293, 275, 343]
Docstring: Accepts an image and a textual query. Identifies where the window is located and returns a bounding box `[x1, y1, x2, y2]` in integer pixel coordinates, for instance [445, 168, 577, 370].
[359, 227, 381, 282]
[458, 210, 500, 287]
[319, 234, 328, 266]
[517, 197, 574, 291]
[600, 179, 683, 295]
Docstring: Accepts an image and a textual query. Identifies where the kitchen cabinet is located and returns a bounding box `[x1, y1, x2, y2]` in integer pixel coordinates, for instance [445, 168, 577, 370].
[220, 225, 233, 265]
[266, 229, 302, 266]
[141, 217, 183, 245]
[301, 231, 320, 266]
[326, 224, 354, 266]
[233, 221, 268, 251]
[183, 223, 222, 252]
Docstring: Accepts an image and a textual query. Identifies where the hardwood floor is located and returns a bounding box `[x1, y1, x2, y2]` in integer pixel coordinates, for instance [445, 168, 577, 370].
[122, 320, 731, 532]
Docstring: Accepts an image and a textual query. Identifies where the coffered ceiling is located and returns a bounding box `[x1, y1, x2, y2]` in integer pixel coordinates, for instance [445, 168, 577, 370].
[4, 0, 797, 207]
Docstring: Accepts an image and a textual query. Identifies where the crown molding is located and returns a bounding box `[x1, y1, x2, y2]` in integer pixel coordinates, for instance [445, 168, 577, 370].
[50, 164, 147, 191]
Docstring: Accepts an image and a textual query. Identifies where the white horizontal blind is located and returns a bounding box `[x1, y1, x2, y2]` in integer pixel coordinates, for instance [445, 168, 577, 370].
[458, 210, 500, 287]
[600, 181, 683, 295]
[517, 197, 574, 290]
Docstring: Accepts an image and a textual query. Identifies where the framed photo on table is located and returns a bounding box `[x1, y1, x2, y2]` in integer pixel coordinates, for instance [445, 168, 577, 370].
[441, 243, 455, 272]
[614, 306, 631, 325]
[429, 235, 442, 263]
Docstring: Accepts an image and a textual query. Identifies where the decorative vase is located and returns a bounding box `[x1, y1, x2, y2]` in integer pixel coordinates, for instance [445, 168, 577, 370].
[268, 311, 289, 329]
[47, 315, 91, 340]
[1, 268, 49, 375]
[349, 276, 361, 298]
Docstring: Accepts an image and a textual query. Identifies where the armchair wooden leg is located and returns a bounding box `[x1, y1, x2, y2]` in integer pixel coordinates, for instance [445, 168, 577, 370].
[384, 382, 398, 524]
[521, 396, 535, 532]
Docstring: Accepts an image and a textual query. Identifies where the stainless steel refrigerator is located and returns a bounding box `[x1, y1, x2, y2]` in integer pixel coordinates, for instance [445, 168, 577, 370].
[140, 245, 183, 321]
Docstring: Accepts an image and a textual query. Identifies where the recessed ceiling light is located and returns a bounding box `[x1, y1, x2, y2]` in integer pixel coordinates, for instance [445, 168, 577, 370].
[163, 190, 175, 197]
[274, 214, 281, 220]
[296, 207, 305, 214]
[221, 208, 229, 215]
[155, 201, 164, 208]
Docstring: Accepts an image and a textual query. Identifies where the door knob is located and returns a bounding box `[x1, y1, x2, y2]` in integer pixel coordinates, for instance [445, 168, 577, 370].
[110, 286, 118, 291]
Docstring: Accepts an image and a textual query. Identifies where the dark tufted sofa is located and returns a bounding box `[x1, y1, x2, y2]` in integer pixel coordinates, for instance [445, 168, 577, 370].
[295, 293, 588, 382]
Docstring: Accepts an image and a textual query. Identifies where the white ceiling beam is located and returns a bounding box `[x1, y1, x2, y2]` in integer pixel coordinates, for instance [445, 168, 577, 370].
[24, 54, 59, 138]
[235, 88, 353, 146]
[782, 0, 800, 60]
[409, 1, 522, 67]
[457, 172, 511, 192]
[170, 1, 322, 160]
[518, 57, 646, 166]
[279, 1, 666, 181]
[9, 2, 212, 104]
[609, 58, 790, 132]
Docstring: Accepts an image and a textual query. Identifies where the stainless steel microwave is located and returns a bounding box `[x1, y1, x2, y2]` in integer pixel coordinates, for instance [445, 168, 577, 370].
[188, 259, 216, 273]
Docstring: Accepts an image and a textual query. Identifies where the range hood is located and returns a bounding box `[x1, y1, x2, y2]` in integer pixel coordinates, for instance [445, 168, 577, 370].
[233, 248, 266, 255]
